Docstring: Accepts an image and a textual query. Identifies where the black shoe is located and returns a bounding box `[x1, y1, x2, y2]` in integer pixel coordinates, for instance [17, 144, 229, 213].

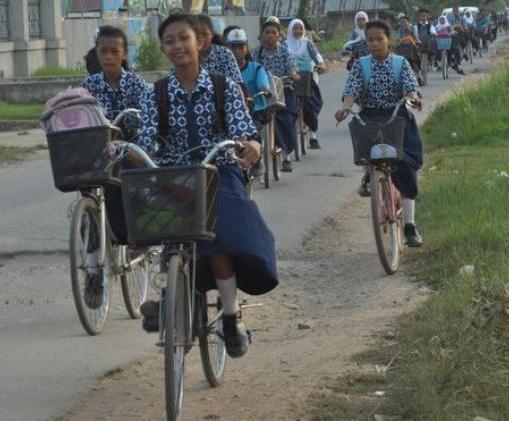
[456, 68, 466, 75]
[141, 300, 160, 333]
[309, 138, 321, 149]
[404, 224, 423, 248]
[222, 311, 249, 358]
[358, 178, 371, 197]
[84, 272, 104, 310]
[281, 160, 293, 172]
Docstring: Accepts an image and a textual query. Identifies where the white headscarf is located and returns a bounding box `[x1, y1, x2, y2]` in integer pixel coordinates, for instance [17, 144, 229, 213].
[286, 19, 309, 57]
[344, 11, 369, 49]
[435, 16, 450, 33]
[464, 11, 474, 25]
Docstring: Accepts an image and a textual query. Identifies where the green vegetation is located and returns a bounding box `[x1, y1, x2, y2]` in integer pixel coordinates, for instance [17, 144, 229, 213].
[310, 62, 509, 420]
[32, 66, 86, 77]
[0, 101, 43, 120]
[136, 30, 167, 71]
[0, 145, 43, 164]
[319, 28, 350, 55]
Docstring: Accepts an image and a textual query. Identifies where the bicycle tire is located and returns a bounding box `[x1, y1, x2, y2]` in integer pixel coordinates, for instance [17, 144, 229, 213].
[441, 52, 448, 79]
[164, 254, 188, 421]
[479, 38, 483, 58]
[421, 53, 428, 86]
[120, 246, 149, 319]
[370, 168, 401, 275]
[198, 292, 226, 387]
[273, 152, 281, 181]
[262, 126, 270, 189]
[70, 196, 111, 335]
[300, 105, 308, 156]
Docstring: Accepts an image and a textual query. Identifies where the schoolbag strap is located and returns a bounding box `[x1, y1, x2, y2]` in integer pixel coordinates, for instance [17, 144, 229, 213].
[211, 74, 227, 136]
[359, 55, 372, 88]
[154, 76, 170, 147]
[391, 55, 404, 85]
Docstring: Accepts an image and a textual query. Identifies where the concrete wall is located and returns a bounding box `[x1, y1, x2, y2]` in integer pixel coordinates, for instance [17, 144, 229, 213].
[0, 71, 167, 103]
[0, 44, 15, 78]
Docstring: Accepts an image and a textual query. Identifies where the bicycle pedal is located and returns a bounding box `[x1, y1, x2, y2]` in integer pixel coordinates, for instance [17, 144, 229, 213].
[246, 329, 253, 344]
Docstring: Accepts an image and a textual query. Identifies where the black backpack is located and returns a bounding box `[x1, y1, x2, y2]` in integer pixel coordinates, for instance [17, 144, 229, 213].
[154, 74, 227, 147]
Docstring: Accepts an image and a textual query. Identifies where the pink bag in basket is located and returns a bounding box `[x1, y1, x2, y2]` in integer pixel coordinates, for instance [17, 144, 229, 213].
[40, 87, 109, 133]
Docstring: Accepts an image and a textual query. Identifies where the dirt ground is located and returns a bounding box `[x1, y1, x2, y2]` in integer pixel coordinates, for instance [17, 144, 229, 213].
[56, 193, 428, 421]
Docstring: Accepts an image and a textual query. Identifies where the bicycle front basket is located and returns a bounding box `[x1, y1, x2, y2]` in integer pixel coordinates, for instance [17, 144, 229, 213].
[46, 125, 123, 192]
[349, 116, 406, 166]
[121, 164, 219, 246]
[267, 76, 285, 110]
[436, 37, 452, 50]
[293, 71, 312, 97]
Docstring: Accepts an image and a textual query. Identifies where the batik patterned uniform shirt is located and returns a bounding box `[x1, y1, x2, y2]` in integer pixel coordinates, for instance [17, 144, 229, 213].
[251, 43, 297, 77]
[138, 68, 257, 166]
[201, 43, 243, 84]
[343, 54, 420, 110]
[81, 69, 150, 138]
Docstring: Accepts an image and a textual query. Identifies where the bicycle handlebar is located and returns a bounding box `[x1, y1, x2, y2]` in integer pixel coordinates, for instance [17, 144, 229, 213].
[111, 139, 246, 169]
[339, 97, 417, 127]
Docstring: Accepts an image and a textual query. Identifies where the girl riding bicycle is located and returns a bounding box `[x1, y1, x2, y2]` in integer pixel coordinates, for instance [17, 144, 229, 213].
[335, 21, 423, 248]
[251, 19, 300, 172]
[285, 18, 326, 150]
[138, 13, 278, 358]
[196, 14, 243, 84]
[226, 28, 271, 132]
[80, 25, 152, 307]
[343, 11, 370, 71]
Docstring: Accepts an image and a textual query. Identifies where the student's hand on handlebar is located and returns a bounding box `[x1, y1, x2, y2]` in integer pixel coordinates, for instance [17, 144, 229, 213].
[316, 64, 327, 74]
[240, 140, 261, 167]
[334, 108, 350, 125]
[292, 71, 301, 82]
[406, 93, 424, 111]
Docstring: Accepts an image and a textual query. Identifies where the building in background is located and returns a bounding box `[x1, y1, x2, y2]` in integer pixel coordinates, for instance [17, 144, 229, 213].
[0, 0, 66, 77]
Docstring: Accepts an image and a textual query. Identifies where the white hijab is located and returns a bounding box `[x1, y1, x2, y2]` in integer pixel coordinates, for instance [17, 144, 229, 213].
[435, 16, 450, 33]
[464, 12, 474, 25]
[285, 19, 309, 57]
[344, 11, 369, 49]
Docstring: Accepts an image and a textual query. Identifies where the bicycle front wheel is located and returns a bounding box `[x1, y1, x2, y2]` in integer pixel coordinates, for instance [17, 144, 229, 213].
[421, 53, 428, 86]
[370, 168, 401, 275]
[262, 125, 270, 189]
[70, 196, 112, 335]
[164, 254, 188, 421]
[300, 105, 308, 156]
[121, 247, 149, 319]
[198, 291, 226, 387]
[441, 51, 448, 79]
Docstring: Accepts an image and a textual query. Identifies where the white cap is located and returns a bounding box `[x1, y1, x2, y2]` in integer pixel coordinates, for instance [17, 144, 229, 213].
[227, 28, 248, 44]
[265, 16, 280, 25]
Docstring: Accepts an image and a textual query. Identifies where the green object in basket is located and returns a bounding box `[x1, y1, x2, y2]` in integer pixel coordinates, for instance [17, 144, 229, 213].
[134, 206, 192, 236]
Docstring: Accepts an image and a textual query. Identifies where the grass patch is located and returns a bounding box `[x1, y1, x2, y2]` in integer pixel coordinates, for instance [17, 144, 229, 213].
[32, 66, 86, 77]
[0, 101, 44, 120]
[319, 28, 350, 55]
[309, 62, 509, 420]
[0, 145, 43, 163]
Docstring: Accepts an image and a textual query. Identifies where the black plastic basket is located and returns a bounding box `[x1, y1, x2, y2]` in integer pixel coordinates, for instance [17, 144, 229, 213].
[120, 165, 219, 246]
[293, 71, 312, 97]
[349, 116, 406, 166]
[46, 125, 122, 192]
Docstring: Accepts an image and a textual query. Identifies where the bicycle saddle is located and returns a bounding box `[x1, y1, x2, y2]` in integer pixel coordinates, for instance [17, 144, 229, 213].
[370, 143, 398, 161]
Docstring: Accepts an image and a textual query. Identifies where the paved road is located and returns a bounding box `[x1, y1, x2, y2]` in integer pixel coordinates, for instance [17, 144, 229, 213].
[0, 47, 499, 421]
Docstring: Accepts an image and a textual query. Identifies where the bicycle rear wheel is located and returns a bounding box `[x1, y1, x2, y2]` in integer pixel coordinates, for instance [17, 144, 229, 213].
[421, 53, 428, 86]
[198, 291, 226, 387]
[262, 125, 270, 189]
[441, 51, 448, 79]
[70, 196, 111, 335]
[120, 247, 149, 319]
[299, 104, 308, 156]
[294, 104, 302, 162]
[370, 168, 401, 275]
[164, 254, 189, 421]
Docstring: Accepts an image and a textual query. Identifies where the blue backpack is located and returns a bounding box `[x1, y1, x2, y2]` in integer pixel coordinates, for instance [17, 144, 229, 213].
[359, 54, 405, 89]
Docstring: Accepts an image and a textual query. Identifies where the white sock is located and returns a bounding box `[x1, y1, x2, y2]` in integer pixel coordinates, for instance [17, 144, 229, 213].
[284, 153, 290, 161]
[403, 199, 415, 225]
[310, 131, 317, 139]
[216, 275, 240, 315]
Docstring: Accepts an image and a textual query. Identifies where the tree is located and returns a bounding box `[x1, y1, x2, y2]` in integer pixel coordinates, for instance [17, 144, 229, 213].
[136, 30, 167, 71]
[297, 0, 308, 20]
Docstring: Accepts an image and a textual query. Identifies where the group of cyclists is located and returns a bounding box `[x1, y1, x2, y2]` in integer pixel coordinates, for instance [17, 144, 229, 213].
[75, 3, 504, 359]
[342, 7, 501, 87]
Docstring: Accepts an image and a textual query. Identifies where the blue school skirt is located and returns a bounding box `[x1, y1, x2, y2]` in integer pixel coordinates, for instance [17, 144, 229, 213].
[360, 106, 423, 200]
[302, 78, 323, 133]
[196, 165, 278, 296]
[274, 87, 298, 156]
